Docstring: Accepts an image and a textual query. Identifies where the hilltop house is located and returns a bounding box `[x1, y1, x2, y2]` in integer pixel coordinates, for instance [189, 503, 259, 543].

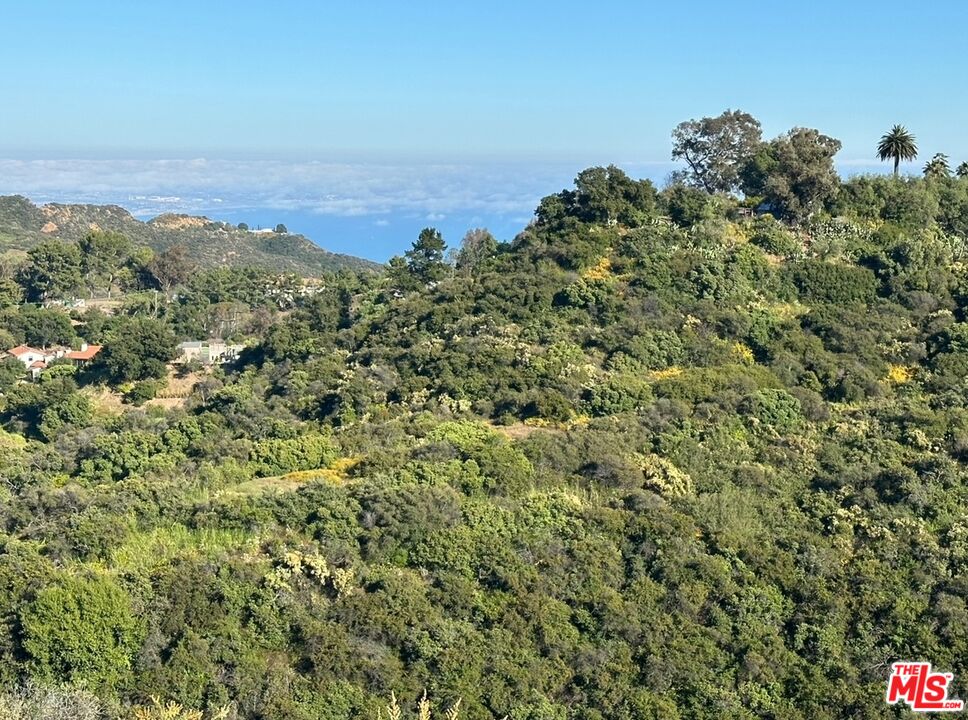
[177, 340, 244, 365]
[5, 342, 102, 379]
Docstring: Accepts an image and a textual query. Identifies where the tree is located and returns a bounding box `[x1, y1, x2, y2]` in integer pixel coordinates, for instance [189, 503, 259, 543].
[740, 127, 842, 222]
[96, 316, 178, 382]
[146, 245, 193, 299]
[671, 109, 763, 193]
[573, 165, 657, 225]
[78, 230, 131, 298]
[924, 153, 951, 179]
[0, 276, 22, 309]
[0, 255, 24, 308]
[535, 166, 657, 229]
[238, 222, 249, 231]
[0, 357, 23, 392]
[877, 125, 918, 176]
[274, 223, 288, 234]
[663, 184, 714, 226]
[957, 162, 968, 179]
[456, 228, 498, 274]
[38, 390, 92, 440]
[10, 306, 77, 347]
[18, 240, 82, 302]
[405, 228, 448, 284]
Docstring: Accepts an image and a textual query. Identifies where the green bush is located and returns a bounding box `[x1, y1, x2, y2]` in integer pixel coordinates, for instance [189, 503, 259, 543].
[250, 432, 338, 476]
[741, 388, 803, 433]
[124, 379, 163, 406]
[584, 374, 653, 415]
[749, 216, 801, 257]
[20, 574, 142, 691]
[788, 259, 878, 304]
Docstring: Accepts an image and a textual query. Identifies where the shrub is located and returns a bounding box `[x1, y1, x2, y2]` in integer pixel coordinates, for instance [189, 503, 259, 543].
[584, 375, 653, 416]
[0, 683, 103, 720]
[20, 574, 142, 691]
[741, 388, 803, 433]
[634, 453, 692, 497]
[788, 259, 878, 304]
[125, 379, 163, 406]
[250, 432, 338, 476]
[749, 216, 801, 257]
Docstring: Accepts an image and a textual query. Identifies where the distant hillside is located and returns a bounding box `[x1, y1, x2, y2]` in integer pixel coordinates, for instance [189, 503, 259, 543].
[0, 195, 379, 275]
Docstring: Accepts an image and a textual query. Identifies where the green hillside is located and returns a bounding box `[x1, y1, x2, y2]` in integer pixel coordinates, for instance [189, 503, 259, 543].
[0, 195, 378, 275]
[3, 116, 968, 718]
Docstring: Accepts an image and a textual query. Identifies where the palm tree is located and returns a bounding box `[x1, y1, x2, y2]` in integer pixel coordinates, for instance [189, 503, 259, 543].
[923, 153, 951, 179]
[877, 125, 918, 176]
[957, 161, 968, 179]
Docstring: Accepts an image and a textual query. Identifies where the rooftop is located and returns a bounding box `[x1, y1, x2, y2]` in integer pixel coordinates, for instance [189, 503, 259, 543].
[66, 344, 102, 361]
[9, 344, 44, 357]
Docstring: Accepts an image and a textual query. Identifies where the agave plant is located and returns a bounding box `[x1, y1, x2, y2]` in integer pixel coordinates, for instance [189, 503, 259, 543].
[131, 697, 229, 720]
[379, 692, 465, 720]
[877, 125, 918, 176]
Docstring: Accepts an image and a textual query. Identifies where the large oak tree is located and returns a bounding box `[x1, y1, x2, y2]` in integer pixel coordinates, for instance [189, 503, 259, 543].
[671, 109, 762, 194]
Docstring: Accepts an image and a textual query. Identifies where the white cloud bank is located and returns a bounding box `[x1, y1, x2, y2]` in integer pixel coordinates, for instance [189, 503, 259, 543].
[0, 158, 674, 220]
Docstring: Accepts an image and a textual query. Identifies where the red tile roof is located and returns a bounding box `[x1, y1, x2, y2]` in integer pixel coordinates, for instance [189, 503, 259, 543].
[66, 345, 102, 361]
[29, 360, 47, 370]
[9, 344, 44, 357]
[66, 345, 101, 360]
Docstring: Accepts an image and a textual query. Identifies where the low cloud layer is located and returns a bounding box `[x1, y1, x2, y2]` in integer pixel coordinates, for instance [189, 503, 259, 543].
[0, 158, 674, 220]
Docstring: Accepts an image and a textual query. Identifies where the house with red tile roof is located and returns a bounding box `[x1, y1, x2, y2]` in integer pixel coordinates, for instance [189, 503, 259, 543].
[6, 343, 99, 379]
[66, 343, 102, 366]
[9, 345, 50, 369]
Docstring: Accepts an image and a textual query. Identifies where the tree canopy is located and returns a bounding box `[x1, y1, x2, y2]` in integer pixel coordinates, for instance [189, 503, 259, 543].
[741, 127, 842, 221]
[671, 109, 762, 193]
[18, 240, 82, 302]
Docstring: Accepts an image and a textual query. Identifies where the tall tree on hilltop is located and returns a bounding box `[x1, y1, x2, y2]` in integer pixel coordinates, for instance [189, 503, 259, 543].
[923, 153, 951, 179]
[404, 228, 448, 284]
[957, 161, 968, 179]
[740, 127, 842, 222]
[671, 109, 762, 194]
[877, 125, 918, 176]
[456, 228, 498, 275]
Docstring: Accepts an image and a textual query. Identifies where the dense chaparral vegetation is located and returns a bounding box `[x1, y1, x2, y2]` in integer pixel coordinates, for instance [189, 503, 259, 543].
[2, 113, 968, 718]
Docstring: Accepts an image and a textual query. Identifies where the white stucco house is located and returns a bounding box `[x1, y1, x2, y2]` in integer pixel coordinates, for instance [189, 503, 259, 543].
[177, 340, 244, 365]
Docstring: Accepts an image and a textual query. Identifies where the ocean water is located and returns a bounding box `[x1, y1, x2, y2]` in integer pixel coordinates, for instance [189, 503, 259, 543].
[176, 208, 535, 263]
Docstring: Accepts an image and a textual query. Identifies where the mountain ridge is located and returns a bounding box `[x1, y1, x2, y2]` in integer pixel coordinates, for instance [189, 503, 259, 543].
[0, 194, 379, 275]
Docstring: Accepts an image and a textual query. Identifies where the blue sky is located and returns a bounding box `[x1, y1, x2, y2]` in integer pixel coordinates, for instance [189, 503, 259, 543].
[1, 1, 966, 259]
[3, 0, 965, 160]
